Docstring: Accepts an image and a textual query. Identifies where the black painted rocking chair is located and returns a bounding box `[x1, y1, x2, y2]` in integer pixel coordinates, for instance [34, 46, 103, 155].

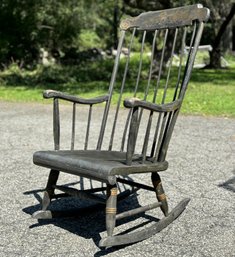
[32, 4, 210, 247]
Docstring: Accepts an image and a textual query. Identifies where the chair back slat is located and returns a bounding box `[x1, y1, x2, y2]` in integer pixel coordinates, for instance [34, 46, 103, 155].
[109, 29, 136, 150]
[153, 29, 168, 103]
[173, 27, 187, 101]
[134, 30, 146, 96]
[162, 28, 178, 104]
[146, 30, 158, 98]
[71, 103, 76, 150]
[179, 22, 204, 99]
[96, 31, 126, 150]
[84, 105, 92, 150]
[140, 29, 158, 161]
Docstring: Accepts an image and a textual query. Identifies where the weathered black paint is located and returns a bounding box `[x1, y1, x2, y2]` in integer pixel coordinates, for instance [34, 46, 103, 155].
[32, 4, 210, 248]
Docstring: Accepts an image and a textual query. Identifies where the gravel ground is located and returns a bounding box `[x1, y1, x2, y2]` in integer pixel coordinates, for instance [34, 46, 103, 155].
[0, 101, 234, 257]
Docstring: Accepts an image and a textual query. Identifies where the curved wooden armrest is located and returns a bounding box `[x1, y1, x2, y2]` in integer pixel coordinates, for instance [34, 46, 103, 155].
[123, 98, 181, 113]
[43, 90, 109, 105]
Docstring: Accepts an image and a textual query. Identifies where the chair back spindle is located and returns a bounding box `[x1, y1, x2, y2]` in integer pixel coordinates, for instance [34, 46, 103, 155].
[71, 103, 76, 150]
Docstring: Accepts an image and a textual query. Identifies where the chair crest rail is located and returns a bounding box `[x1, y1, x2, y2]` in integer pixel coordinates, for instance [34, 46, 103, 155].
[120, 4, 210, 31]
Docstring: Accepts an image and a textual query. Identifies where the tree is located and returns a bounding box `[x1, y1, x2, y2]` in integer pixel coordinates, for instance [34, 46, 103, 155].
[0, 0, 104, 67]
[123, 0, 172, 11]
[202, 1, 235, 68]
[0, 0, 41, 66]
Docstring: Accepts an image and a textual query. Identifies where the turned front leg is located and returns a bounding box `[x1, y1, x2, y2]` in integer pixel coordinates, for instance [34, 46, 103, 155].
[106, 184, 117, 237]
[151, 172, 168, 216]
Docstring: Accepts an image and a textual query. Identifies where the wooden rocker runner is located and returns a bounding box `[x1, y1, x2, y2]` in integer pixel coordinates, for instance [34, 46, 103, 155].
[32, 4, 210, 247]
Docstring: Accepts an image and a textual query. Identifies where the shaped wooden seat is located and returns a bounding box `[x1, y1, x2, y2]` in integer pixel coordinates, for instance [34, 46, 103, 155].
[32, 4, 210, 247]
[34, 150, 168, 183]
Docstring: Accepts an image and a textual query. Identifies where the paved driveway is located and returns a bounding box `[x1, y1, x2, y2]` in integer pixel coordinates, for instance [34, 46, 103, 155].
[0, 102, 234, 257]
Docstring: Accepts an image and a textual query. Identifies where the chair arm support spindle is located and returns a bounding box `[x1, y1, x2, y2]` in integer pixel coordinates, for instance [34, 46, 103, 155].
[53, 98, 60, 150]
[126, 106, 139, 165]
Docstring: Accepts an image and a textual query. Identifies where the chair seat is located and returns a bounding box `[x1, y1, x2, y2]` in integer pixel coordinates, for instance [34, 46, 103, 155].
[33, 150, 168, 184]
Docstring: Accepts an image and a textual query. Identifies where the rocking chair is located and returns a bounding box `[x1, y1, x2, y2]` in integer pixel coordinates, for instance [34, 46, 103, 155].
[32, 4, 210, 247]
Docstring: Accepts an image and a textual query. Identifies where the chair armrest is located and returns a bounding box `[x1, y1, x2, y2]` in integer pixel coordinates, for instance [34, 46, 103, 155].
[43, 90, 109, 105]
[123, 98, 181, 112]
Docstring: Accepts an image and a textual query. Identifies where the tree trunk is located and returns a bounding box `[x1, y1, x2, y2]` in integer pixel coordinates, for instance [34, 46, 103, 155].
[209, 48, 221, 69]
[208, 3, 235, 68]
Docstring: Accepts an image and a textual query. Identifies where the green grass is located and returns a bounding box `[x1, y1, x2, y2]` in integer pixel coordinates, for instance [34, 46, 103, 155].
[182, 66, 235, 116]
[182, 82, 235, 116]
[0, 55, 235, 117]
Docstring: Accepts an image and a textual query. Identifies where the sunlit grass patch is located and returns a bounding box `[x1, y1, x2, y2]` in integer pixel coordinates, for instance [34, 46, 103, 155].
[0, 53, 235, 117]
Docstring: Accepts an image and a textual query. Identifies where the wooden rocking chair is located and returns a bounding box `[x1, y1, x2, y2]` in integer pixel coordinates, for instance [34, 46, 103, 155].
[32, 4, 210, 247]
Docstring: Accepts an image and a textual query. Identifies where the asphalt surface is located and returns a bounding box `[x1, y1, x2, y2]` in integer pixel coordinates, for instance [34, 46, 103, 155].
[0, 101, 234, 257]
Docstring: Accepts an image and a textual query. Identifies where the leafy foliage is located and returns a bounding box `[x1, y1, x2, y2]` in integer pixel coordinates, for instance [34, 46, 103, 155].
[0, 0, 107, 67]
[0, 1, 234, 70]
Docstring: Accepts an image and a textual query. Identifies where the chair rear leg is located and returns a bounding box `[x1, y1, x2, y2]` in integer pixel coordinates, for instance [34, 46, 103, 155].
[42, 169, 60, 210]
[151, 172, 169, 216]
[106, 184, 117, 237]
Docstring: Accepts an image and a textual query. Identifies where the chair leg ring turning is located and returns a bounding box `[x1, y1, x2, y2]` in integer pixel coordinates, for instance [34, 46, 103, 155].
[106, 185, 117, 237]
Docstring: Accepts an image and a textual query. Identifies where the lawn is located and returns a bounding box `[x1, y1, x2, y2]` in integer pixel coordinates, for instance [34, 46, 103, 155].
[0, 54, 235, 117]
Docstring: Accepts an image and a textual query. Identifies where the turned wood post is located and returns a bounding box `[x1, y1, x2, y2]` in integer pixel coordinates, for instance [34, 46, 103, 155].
[106, 184, 118, 237]
[151, 172, 169, 216]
